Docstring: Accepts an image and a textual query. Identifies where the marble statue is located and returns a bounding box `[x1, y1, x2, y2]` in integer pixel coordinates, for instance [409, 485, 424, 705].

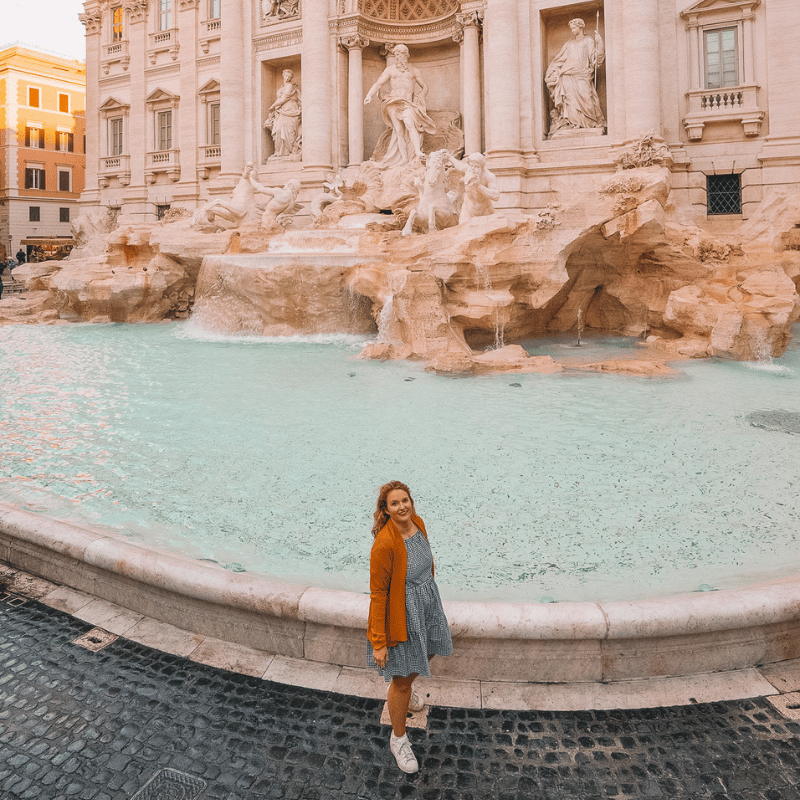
[256, 177, 302, 230]
[401, 149, 459, 236]
[364, 44, 437, 167]
[448, 152, 499, 224]
[191, 164, 261, 231]
[261, 0, 298, 21]
[545, 18, 605, 135]
[265, 69, 302, 160]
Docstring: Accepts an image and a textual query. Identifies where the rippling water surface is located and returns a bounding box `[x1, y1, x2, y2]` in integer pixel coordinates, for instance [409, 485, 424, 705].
[1, 321, 799, 602]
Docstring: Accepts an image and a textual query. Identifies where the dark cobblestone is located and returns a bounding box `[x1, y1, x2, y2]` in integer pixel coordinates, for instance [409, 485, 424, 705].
[0, 598, 799, 798]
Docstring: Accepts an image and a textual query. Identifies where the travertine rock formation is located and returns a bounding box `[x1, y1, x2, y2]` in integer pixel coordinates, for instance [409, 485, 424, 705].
[5, 165, 799, 377]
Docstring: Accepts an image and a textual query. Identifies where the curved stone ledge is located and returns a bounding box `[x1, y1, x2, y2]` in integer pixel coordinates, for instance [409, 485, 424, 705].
[2, 502, 800, 684]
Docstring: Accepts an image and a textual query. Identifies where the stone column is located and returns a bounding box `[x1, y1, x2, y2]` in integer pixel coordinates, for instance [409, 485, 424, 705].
[79, 6, 102, 199]
[482, 0, 521, 157]
[177, 0, 199, 194]
[220, 0, 245, 180]
[455, 11, 483, 155]
[340, 35, 369, 167]
[622, 0, 662, 139]
[124, 0, 148, 193]
[302, 0, 333, 175]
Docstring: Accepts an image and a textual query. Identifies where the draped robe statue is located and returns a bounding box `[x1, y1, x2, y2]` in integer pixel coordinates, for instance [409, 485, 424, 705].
[545, 18, 605, 135]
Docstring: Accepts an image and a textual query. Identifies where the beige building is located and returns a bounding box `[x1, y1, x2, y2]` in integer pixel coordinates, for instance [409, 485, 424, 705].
[0, 46, 86, 261]
[78, 0, 799, 223]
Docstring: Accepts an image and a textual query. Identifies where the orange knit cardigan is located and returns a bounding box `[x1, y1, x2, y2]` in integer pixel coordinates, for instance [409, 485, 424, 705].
[367, 514, 434, 651]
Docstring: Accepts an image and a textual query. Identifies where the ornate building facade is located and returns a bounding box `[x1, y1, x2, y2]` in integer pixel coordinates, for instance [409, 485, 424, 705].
[78, 0, 799, 223]
[0, 46, 86, 261]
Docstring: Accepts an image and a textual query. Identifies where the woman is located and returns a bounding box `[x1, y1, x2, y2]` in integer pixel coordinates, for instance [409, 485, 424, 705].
[264, 69, 301, 159]
[367, 481, 452, 773]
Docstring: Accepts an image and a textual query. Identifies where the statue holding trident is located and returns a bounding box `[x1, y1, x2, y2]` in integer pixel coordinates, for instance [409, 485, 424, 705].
[364, 44, 438, 167]
[545, 16, 605, 135]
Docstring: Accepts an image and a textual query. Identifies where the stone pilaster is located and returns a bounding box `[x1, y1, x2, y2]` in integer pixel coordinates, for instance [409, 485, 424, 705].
[622, 0, 662, 139]
[79, 4, 102, 201]
[455, 11, 482, 156]
[482, 0, 521, 158]
[177, 0, 199, 198]
[125, 0, 148, 191]
[302, 0, 334, 177]
[339, 35, 369, 167]
[220, 0, 245, 180]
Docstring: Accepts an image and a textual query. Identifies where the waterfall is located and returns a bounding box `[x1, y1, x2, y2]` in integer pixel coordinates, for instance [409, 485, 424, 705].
[377, 294, 394, 343]
[751, 327, 773, 362]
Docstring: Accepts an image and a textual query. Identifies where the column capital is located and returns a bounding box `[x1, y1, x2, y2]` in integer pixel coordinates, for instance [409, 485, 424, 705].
[123, 0, 148, 24]
[79, 12, 102, 35]
[339, 34, 369, 52]
[456, 10, 483, 30]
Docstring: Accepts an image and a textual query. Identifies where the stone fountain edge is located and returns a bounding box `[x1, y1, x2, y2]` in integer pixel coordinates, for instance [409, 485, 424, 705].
[1, 502, 799, 684]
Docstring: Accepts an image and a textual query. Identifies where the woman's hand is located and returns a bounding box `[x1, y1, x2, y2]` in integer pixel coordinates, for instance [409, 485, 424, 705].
[373, 646, 388, 668]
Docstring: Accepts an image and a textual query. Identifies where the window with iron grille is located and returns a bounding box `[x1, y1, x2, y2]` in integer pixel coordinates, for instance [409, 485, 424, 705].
[156, 204, 171, 220]
[60, 207, 70, 223]
[707, 174, 742, 215]
[29, 206, 40, 222]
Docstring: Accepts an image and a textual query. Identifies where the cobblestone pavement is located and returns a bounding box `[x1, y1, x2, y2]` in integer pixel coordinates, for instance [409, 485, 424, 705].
[2, 593, 800, 800]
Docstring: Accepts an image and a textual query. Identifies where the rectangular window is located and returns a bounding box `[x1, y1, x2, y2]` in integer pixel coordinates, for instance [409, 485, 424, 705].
[209, 0, 220, 18]
[28, 87, 40, 108]
[58, 170, 72, 192]
[112, 6, 124, 41]
[60, 207, 71, 223]
[29, 207, 40, 222]
[58, 93, 70, 113]
[56, 131, 74, 152]
[25, 168, 46, 190]
[157, 109, 172, 151]
[25, 126, 45, 149]
[156, 204, 171, 220]
[159, 0, 173, 30]
[707, 174, 742, 215]
[704, 27, 739, 89]
[110, 117, 124, 155]
[209, 102, 220, 145]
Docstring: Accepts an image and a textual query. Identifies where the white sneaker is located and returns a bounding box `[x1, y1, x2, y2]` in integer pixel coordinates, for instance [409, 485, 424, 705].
[390, 733, 419, 773]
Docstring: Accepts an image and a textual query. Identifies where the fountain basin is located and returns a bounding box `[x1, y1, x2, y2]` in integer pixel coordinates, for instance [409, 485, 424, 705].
[2, 501, 800, 683]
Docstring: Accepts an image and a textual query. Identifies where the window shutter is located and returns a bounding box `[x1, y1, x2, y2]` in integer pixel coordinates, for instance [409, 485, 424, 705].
[39, 129, 45, 149]
[25, 168, 32, 188]
[25, 128, 30, 147]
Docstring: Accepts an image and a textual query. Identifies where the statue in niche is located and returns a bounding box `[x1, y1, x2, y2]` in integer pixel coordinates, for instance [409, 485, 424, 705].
[447, 152, 499, 224]
[364, 44, 438, 167]
[545, 18, 605, 135]
[261, 0, 299, 22]
[191, 164, 262, 231]
[264, 69, 302, 160]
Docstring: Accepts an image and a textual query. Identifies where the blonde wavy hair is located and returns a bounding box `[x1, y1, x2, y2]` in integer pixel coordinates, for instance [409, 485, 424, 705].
[371, 480, 415, 538]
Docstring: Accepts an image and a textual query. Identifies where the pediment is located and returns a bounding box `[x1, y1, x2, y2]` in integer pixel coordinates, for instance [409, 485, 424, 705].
[99, 96, 130, 112]
[681, 0, 760, 18]
[197, 79, 220, 96]
[145, 87, 180, 104]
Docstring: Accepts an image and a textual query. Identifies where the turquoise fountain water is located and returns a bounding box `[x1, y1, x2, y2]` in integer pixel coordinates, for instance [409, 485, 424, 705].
[1, 321, 798, 603]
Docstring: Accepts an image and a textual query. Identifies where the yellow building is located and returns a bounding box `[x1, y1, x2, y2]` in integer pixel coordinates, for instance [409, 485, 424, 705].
[0, 46, 86, 262]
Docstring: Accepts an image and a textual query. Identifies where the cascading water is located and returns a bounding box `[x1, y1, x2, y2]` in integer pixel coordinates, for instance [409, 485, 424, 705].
[475, 260, 506, 349]
[377, 294, 394, 343]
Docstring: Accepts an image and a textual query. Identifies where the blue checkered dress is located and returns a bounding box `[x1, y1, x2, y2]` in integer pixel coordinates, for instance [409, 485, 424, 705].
[367, 530, 453, 680]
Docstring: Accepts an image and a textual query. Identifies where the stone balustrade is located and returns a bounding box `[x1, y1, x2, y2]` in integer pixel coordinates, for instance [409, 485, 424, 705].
[684, 84, 764, 140]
